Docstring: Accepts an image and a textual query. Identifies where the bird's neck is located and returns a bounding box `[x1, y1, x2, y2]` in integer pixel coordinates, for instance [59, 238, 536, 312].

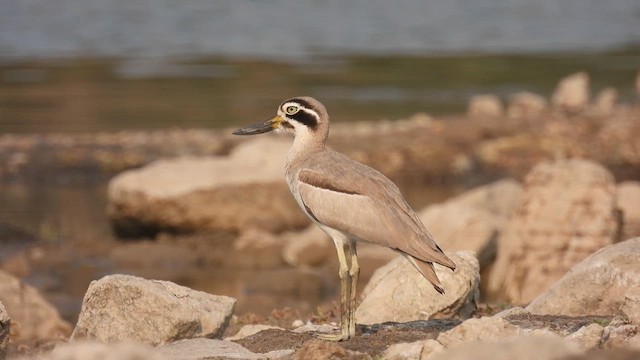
[287, 129, 327, 163]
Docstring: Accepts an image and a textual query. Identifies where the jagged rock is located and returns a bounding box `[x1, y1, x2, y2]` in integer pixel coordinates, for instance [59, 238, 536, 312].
[527, 238, 640, 316]
[467, 95, 504, 118]
[43, 341, 164, 360]
[593, 87, 618, 115]
[566, 323, 605, 350]
[0, 302, 8, 360]
[602, 322, 640, 349]
[356, 251, 479, 325]
[552, 72, 590, 112]
[71, 274, 236, 345]
[488, 160, 620, 304]
[107, 137, 308, 237]
[429, 334, 582, 360]
[507, 92, 548, 119]
[282, 225, 332, 268]
[157, 338, 292, 360]
[617, 181, 640, 240]
[621, 286, 640, 325]
[0, 270, 71, 341]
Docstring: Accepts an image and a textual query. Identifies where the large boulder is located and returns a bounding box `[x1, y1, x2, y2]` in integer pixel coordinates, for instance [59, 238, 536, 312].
[355, 251, 479, 325]
[0, 302, 8, 360]
[107, 137, 308, 237]
[526, 238, 640, 316]
[617, 181, 640, 240]
[551, 72, 590, 112]
[71, 274, 236, 345]
[0, 270, 71, 341]
[487, 160, 621, 304]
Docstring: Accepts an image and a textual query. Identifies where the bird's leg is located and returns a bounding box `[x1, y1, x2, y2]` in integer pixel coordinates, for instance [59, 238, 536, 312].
[318, 238, 352, 341]
[347, 240, 359, 338]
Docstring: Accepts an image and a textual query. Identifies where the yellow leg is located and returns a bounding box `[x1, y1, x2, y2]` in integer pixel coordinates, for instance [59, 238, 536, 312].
[347, 240, 359, 337]
[318, 238, 352, 341]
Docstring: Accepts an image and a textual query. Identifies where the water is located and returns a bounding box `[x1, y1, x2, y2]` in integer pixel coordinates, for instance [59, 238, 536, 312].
[1, 0, 639, 60]
[1, 52, 639, 133]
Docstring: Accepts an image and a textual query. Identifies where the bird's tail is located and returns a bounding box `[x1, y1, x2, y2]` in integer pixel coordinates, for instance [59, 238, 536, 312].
[402, 254, 449, 294]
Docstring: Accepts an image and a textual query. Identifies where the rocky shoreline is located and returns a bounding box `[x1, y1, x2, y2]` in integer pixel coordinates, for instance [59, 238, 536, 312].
[1, 71, 640, 359]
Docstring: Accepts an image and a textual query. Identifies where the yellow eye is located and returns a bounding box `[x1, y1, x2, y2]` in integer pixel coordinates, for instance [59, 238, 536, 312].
[285, 106, 299, 115]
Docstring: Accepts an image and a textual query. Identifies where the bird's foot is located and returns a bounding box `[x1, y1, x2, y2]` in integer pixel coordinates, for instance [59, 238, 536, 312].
[316, 331, 351, 342]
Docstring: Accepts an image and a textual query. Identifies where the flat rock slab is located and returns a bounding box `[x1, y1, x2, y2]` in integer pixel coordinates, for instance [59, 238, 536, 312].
[527, 238, 640, 317]
[71, 274, 236, 345]
[107, 137, 308, 237]
[355, 251, 479, 325]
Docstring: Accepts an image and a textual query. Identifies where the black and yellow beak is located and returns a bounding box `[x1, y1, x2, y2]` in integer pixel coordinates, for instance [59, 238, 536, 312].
[232, 115, 282, 136]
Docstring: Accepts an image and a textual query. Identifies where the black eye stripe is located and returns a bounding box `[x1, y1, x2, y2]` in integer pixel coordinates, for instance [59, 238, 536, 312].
[289, 108, 318, 130]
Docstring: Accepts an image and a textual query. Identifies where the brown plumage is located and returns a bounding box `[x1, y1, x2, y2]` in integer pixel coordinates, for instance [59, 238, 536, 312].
[234, 96, 455, 340]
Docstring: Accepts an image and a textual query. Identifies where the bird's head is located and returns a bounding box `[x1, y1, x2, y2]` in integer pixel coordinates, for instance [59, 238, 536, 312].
[233, 96, 329, 141]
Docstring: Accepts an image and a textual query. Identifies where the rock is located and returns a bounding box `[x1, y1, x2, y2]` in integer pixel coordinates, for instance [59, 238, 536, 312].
[436, 316, 522, 347]
[282, 226, 332, 268]
[292, 322, 337, 335]
[233, 229, 285, 269]
[552, 72, 590, 112]
[447, 178, 523, 220]
[0, 270, 71, 340]
[107, 137, 308, 237]
[429, 334, 582, 360]
[71, 274, 236, 345]
[602, 323, 640, 349]
[225, 324, 284, 341]
[293, 339, 370, 360]
[383, 339, 444, 360]
[488, 160, 620, 304]
[593, 87, 618, 115]
[467, 95, 504, 118]
[356, 251, 479, 325]
[566, 323, 605, 350]
[419, 203, 499, 267]
[526, 238, 640, 316]
[494, 306, 530, 318]
[617, 181, 640, 240]
[507, 92, 548, 119]
[621, 286, 640, 325]
[158, 338, 292, 360]
[43, 341, 165, 360]
[0, 302, 8, 360]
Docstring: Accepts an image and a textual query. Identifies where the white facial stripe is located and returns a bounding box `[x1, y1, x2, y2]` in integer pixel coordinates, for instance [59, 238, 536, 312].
[281, 102, 321, 122]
